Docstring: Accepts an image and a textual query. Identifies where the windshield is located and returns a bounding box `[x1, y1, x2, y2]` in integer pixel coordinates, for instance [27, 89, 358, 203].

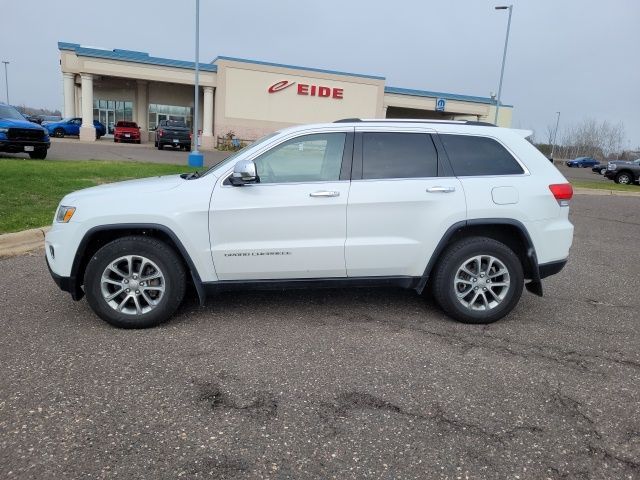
[0, 104, 28, 121]
[200, 132, 280, 177]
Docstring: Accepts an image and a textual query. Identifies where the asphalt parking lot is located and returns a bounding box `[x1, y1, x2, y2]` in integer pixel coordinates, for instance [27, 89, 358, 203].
[0, 194, 638, 479]
[2, 138, 231, 167]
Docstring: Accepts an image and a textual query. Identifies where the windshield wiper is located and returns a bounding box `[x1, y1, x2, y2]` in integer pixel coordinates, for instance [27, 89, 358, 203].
[180, 171, 200, 180]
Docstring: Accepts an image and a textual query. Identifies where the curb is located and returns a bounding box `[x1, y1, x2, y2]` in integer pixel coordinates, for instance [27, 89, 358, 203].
[0, 227, 51, 259]
[573, 187, 640, 197]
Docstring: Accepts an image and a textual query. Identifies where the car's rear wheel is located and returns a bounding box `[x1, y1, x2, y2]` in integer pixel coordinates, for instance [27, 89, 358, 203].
[157, 143, 163, 150]
[432, 237, 524, 324]
[615, 172, 632, 185]
[28, 148, 47, 160]
[53, 128, 65, 138]
[84, 236, 186, 328]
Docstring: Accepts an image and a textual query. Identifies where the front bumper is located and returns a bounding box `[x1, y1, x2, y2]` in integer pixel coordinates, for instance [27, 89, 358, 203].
[0, 139, 50, 153]
[46, 254, 83, 300]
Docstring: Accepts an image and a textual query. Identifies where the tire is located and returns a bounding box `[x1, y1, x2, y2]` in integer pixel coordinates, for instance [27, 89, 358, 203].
[432, 237, 524, 324]
[28, 148, 47, 160]
[600, 168, 606, 175]
[53, 128, 65, 138]
[157, 142, 163, 150]
[84, 236, 186, 328]
[615, 172, 632, 185]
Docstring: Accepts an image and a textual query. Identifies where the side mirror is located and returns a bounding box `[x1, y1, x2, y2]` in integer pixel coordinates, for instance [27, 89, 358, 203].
[229, 159, 258, 186]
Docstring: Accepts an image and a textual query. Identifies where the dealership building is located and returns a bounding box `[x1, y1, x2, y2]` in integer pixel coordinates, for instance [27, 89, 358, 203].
[58, 41, 513, 149]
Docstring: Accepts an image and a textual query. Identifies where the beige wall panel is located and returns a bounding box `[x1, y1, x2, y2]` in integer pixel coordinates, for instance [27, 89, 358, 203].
[487, 105, 513, 127]
[60, 52, 216, 87]
[148, 83, 194, 107]
[223, 67, 380, 125]
[384, 93, 490, 117]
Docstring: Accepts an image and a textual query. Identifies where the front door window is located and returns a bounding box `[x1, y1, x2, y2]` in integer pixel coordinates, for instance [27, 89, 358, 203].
[253, 133, 346, 184]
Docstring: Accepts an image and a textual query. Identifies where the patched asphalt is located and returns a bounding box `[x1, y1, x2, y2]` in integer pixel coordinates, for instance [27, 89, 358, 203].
[0, 195, 638, 479]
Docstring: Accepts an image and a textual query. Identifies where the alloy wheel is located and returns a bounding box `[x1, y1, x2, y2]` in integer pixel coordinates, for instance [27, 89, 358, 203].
[100, 255, 165, 315]
[453, 255, 511, 311]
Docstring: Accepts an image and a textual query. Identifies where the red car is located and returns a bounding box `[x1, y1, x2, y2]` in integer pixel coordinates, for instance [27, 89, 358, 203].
[113, 121, 141, 144]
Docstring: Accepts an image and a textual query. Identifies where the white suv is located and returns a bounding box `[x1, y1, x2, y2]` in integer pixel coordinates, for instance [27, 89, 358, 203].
[45, 120, 574, 328]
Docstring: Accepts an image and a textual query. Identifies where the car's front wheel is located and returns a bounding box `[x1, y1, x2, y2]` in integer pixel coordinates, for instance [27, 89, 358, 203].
[53, 128, 65, 138]
[432, 237, 524, 324]
[615, 172, 632, 185]
[84, 236, 186, 328]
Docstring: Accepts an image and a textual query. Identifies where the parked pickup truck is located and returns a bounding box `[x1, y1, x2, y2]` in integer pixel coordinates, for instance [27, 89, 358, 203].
[154, 120, 191, 151]
[604, 159, 640, 185]
[0, 102, 50, 159]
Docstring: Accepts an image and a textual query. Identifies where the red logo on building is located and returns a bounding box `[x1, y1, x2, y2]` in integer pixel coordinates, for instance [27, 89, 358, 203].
[267, 80, 296, 93]
[267, 80, 343, 99]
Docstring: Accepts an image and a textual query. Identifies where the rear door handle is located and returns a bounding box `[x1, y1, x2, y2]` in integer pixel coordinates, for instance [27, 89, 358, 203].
[310, 191, 340, 198]
[426, 186, 456, 193]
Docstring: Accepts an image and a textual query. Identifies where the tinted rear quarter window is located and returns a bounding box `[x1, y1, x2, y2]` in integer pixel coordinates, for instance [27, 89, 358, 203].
[362, 132, 438, 179]
[440, 134, 524, 176]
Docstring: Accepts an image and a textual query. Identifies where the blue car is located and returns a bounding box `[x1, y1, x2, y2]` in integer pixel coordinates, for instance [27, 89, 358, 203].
[44, 117, 106, 139]
[566, 156, 599, 168]
[0, 102, 50, 159]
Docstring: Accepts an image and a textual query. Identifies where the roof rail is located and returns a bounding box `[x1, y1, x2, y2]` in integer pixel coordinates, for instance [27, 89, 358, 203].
[333, 118, 496, 127]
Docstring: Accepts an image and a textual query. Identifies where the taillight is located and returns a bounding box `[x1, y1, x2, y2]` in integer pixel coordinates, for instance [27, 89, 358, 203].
[189, 132, 193, 139]
[157, 129, 163, 137]
[549, 183, 573, 206]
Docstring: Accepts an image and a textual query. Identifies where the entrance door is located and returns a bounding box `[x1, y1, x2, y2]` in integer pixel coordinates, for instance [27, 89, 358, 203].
[210, 131, 353, 280]
[98, 109, 115, 135]
[106, 110, 115, 134]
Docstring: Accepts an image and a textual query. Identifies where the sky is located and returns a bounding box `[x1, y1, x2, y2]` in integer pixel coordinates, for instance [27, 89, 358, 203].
[2, 0, 639, 148]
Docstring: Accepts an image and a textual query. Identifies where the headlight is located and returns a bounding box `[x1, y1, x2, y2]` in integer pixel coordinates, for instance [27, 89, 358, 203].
[56, 206, 76, 223]
[608, 164, 616, 170]
[0, 127, 8, 133]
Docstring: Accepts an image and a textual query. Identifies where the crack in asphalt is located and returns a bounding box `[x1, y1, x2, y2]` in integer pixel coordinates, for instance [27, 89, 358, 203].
[317, 391, 541, 447]
[195, 380, 278, 421]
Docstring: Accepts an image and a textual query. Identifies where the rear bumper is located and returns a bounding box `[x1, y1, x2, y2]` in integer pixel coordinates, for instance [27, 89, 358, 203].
[538, 259, 567, 279]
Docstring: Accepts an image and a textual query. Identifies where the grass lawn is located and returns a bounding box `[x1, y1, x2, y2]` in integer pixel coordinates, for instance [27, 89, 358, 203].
[570, 179, 639, 192]
[0, 158, 198, 234]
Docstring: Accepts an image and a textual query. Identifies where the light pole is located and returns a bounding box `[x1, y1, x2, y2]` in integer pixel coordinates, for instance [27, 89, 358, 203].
[188, 0, 204, 168]
[2, 61, 9, 104]
[550, 111, 561, 160]
[493, 5, 513, 126]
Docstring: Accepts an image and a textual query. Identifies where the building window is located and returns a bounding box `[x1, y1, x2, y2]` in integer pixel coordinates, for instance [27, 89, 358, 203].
[148, 104, 193, 131]
[93, 99, 133, 134]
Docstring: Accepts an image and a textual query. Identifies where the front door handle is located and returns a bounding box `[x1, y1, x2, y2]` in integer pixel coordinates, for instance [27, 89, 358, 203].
[310, 191, 340, 197]
[426, 186, 456, 193]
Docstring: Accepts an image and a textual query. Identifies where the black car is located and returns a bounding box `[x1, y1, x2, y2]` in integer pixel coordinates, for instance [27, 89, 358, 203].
[603, 159, 640, 185]
[23, 113, 42, 124]
[591, 162, 609, 175]
[0, 103, 50, 159]
[154, 120, 191, 150]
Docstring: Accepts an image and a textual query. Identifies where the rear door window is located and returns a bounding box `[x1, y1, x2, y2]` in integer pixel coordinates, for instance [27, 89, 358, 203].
[440, 134, 524, 176]
[361, 132, 438, 179]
